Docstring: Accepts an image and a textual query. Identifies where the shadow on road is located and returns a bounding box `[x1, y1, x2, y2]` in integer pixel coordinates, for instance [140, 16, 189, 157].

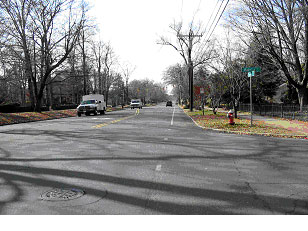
[0, 160, 307, 214]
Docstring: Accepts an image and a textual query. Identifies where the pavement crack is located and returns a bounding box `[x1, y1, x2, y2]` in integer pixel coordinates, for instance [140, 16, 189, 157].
[233, 160, 241, 177]
[245, 182, 273, 214]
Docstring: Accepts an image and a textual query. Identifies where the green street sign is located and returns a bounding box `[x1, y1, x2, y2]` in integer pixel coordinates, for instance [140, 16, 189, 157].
[242, 67, 261, 72]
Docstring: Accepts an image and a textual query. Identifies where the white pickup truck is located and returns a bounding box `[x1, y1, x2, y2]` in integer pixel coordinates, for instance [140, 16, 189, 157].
[77, 94, 106, 116]
[130, 99, 143, 109]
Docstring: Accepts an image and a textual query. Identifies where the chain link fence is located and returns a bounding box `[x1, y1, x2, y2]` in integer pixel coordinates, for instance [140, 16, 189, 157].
[239, 104, 308, 121]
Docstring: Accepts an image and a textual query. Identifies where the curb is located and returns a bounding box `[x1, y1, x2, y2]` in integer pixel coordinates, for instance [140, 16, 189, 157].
[0, 114, 77, 127]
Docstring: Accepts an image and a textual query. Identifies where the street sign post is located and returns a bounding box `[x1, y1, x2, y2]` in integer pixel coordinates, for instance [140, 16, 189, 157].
[242, 67, 261, 127]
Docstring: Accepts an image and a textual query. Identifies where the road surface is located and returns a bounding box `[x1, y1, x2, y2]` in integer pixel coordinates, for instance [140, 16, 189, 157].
[0, 103, 308, 214]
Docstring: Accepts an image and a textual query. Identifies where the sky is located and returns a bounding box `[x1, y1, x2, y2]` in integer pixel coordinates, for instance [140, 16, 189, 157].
[89, 0, 228, 84]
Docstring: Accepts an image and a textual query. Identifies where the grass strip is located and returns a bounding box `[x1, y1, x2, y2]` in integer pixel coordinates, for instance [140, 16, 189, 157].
[184, 109, 307, 139]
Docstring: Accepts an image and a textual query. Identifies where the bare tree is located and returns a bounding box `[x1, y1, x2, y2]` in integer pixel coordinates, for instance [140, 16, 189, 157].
[128, 79, 168, 103]
[0, 0, 84, 111]
[158, 20, 216, 111]
[207, 73, 225, 114]
[0, 48, 28, 105]
[103, 43, 118, 104]
[120, 62, 136, 104]
[212, 34, 247, 117]
[91, 39, 105, 94]
[228, 0, 308, 111]
[163, 63, 189, 105]
[77, 0, 97, 96]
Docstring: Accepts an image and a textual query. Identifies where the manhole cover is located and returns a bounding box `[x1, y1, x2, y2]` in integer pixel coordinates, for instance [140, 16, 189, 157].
[40, 188, 84, 201]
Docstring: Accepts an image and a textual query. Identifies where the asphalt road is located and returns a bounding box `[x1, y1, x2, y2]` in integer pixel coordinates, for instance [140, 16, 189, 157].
[0, 103, 308, 214]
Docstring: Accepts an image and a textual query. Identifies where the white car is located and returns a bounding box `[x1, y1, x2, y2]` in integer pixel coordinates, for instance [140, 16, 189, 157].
[77, 94, 106, 116]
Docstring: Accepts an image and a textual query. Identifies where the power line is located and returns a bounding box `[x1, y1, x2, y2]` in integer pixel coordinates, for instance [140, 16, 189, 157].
[205, 0, 230, 43]
[194, 0, 224, 56]
[195, 0, 226, 60]
[202, 0, 225, 44]
[177, 29, 203, 112]
[203, 0, 221, 36]
[195, 0, 230, 61]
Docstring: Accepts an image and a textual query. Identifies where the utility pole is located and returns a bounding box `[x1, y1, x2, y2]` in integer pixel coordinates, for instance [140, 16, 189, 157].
[178, 30, 202, 112]
[158, 22, 205, 112]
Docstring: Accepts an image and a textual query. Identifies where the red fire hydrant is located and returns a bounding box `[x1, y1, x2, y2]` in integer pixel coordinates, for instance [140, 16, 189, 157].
[227, 109, 235, 125]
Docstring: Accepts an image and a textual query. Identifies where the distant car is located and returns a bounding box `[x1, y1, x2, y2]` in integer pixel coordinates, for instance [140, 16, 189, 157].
[166, 101, 172, 107]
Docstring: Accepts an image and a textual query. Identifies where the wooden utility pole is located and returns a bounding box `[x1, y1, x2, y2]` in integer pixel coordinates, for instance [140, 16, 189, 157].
[178, 31, 202, 111]
[158, 22, 213, 112]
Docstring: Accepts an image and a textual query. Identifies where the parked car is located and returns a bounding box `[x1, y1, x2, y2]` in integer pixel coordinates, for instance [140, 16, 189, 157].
[166, 101, 172, 107]
[77, 94, 106, 116]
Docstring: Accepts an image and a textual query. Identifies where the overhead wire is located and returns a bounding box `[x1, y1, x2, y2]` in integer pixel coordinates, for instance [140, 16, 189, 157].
[194, 0, 226, 60]
[195, 0, 230, 61]
[176, 0, 229, 64]
[204, 0, 230, 43]
[193, 0, 224, 57]
[203, 0, 221, 37]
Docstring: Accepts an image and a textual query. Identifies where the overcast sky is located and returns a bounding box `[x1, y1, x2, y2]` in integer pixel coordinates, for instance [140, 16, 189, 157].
[89, 0, 228, 83]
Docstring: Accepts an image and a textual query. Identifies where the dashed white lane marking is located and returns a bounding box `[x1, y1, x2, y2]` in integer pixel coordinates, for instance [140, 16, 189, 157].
[164, 138, 168, 141]
[171, 106, 176, 125]
[155, 165, 162, 171]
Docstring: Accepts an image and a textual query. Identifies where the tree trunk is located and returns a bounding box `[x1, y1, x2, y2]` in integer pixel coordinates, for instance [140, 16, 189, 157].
[34, 94, 42, 112]
[50, 83, 54, 108]
[28, 78, 35, 110]
[105, 90, 109, 106]
[46, 84, 51, 110]
[297, 87, 308, 112]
